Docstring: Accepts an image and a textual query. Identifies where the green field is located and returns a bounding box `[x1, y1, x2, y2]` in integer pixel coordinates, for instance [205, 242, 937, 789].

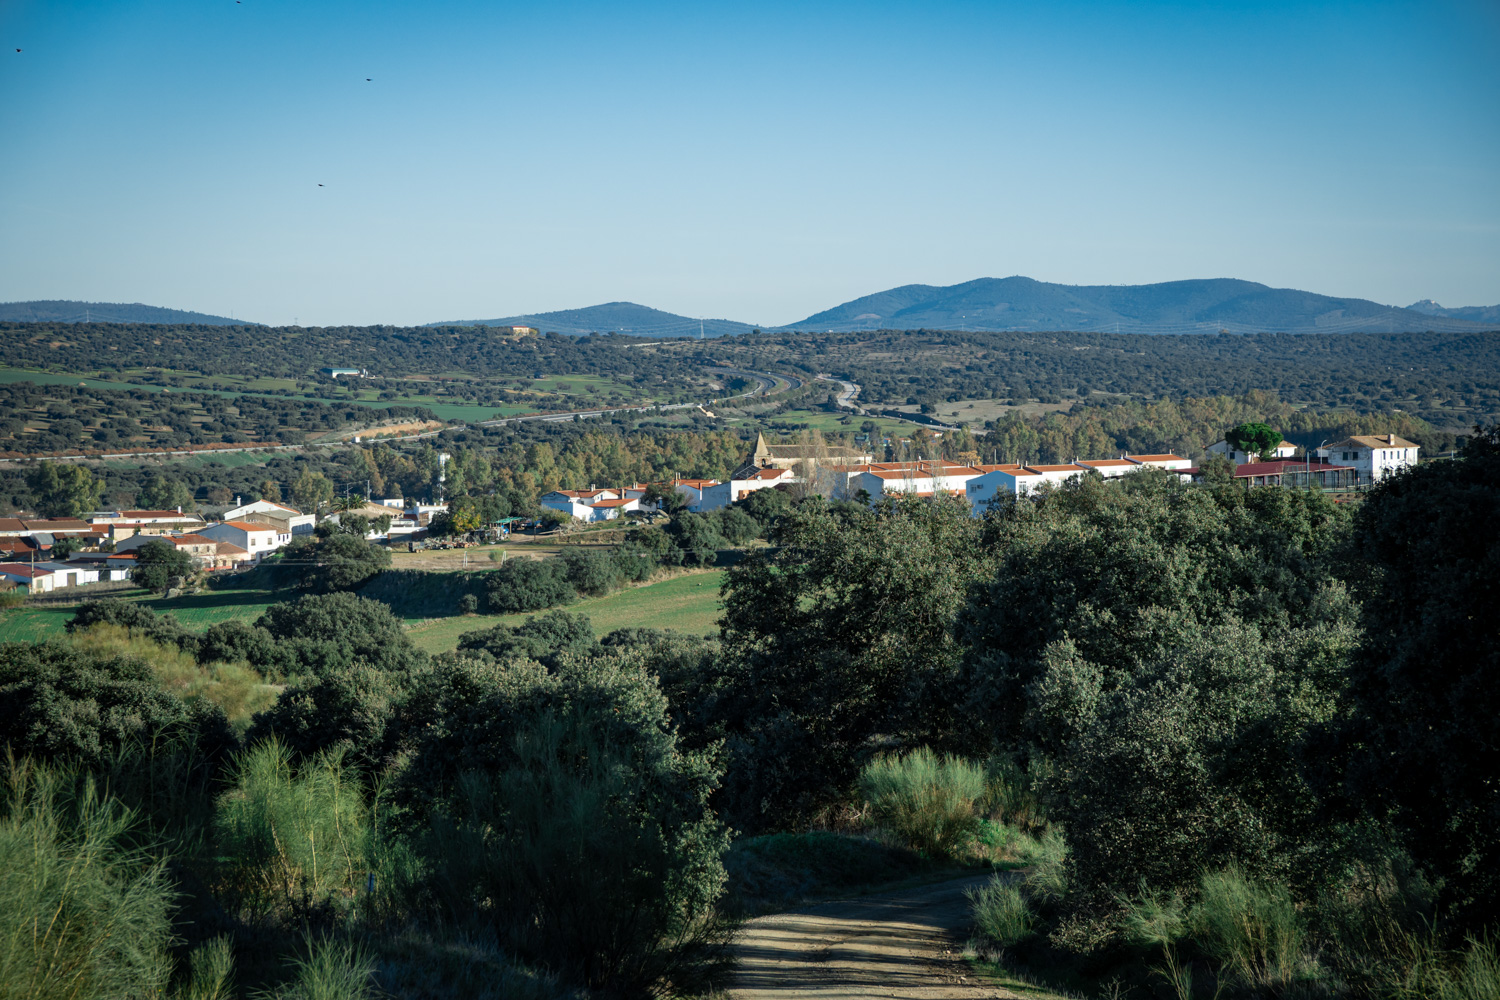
[404, 570, 726, 653]
[0, 587, 282, 645]
[1, 572, 724, 654]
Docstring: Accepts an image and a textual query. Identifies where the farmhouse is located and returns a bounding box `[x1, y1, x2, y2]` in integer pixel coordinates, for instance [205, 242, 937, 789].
[1224, 459, 1358, 489]
[223, 499, 316, 536]
[0, 563, 57, 593]
[199, 520, 286, 558]
[1316, 435, 1420, 482]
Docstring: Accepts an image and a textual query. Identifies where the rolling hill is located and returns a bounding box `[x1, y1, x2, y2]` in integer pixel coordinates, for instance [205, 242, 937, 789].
[0, 300, 252, 325]
[429, 301, 760, 338]
[786, 277, 1495, 334]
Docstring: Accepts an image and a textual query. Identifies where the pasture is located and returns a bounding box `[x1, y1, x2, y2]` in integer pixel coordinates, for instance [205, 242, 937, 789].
[404, 569, 725, 653]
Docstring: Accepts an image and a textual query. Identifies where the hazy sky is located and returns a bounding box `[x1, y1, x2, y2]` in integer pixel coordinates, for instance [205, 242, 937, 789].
[1, 0, 1497, 326]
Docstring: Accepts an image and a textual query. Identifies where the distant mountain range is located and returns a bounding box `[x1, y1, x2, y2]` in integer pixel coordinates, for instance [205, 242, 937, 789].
[789, 277, 1497, 335]
[0, 300, 251, 325]
[435, 278, 1499, 337]
[7, 280, 1498, 335]
[428, 301, 760, 338]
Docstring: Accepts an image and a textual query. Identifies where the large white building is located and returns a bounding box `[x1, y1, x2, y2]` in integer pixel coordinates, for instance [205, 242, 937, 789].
[223, 499, 316, 536]
[698, 468, 796, 510]
[1316, 435, 1420, 482]
[199, 520, 287, 558]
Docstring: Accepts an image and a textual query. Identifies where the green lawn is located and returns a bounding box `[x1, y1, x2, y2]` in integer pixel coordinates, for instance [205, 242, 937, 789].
[0, 588, 281, 645]
[405, 570, 726, 653]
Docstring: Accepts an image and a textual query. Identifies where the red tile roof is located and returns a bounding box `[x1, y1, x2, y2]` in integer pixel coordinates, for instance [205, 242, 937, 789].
[214, 520, 277, 532]
[0, 563, 53, 578]
[1235, 460, 1354, 476]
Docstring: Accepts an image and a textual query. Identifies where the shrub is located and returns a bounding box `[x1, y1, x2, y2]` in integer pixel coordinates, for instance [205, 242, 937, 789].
[255, 591, 425, 677]
[245, 664, 410, 771]
[968, 877, 1037, 947]
[0, 639, 235, 768]
[214, 740, 371, 915]
[858, 747, 986, 858]
[386, 655, 732, 995]
[561, 547, 623, 597]
[0, 760, 175, 1000]
[458, 593, 479, 615]
[485, 558, 576, 613]
[457, 610, 599, 668]
[67, 597, 192, 650]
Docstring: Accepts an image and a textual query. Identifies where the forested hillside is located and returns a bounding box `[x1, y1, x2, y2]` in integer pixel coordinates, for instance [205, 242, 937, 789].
[0, 300, 248, 325]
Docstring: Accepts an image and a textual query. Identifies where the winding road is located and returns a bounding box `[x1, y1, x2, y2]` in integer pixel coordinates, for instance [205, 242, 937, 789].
[730, 875, 1018, 999]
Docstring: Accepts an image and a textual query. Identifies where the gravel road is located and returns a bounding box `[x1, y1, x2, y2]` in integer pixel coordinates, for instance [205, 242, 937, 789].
[729, 874, 1020, 999]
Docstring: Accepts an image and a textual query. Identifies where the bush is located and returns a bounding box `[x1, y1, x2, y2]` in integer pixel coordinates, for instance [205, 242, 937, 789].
[245, 664, 410, 771]
[0, 639, 235, 768]
[386, 655, 731, 995]
[968, 877, 1037, 947]
[858, 747, 986, 858]
[356, 569, 490, 619]
[255, 591, 425, 677]
[485, 558, 576, 613]
[67, 597, 192, 650]
[0, 760, 176, 1000]
[456, 610, 598, 668]
[561, 547, 624, 596]
[214, 740, 371, 915]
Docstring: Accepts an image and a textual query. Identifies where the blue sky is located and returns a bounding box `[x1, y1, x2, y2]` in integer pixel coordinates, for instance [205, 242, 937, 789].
[1, 0, 1496, 326]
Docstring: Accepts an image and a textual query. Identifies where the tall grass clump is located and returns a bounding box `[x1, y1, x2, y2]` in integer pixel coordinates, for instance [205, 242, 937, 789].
[858, 747, 986, 858]
[181, 935, 235, 1000]
[0, 758, 175, 1000]
[259, 935, 376, 1000]
[1022, 827, 1069, 904]
[214, 739, 371, 915]
[1190, 866, 1306, 990]
[980, 753, 1047, 831]
[68, 622, 277, 731]
[968, 876, 1038, 947]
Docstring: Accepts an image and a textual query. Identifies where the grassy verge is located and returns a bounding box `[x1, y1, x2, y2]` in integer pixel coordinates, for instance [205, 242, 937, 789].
[0, 587, 281, 644]
[404, 570, 725, 652]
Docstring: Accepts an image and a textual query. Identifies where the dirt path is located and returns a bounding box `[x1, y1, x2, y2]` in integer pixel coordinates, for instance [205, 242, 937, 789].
[729, 874, 1020, 999]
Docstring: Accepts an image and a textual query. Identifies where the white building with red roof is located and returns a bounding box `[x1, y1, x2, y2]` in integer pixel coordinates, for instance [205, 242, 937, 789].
[199, 520, 286, 558]
[697, 467, 797, 510]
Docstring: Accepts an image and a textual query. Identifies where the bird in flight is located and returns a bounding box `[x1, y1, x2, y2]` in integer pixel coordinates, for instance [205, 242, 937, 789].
[317, 183, 324, 187]
[365, 78, 371, 82]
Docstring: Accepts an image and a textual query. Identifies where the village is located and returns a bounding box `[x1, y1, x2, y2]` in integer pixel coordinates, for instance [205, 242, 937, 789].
[0, 431, 1421, 597]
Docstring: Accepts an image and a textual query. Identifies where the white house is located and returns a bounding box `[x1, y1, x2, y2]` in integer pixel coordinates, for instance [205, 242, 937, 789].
[698, 468, 796, 510]
[33, 562, 100, 588]
[541, 489, 622, 520]
[841, 461, 986, 501]
[1316, 435, 1420, 482]
[1124, 454, 1194, 472]
[0, 563, 57, 593]
[1207, 440, 1299, 464]
[223, 499, 316, 536]
[586, 498, 641, 521]
[199, 520, 286, 558]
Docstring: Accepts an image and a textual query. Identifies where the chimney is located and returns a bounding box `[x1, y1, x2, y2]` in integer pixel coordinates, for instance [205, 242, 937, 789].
[176, 506, 182, 514]
[235, 496, 241, 506]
